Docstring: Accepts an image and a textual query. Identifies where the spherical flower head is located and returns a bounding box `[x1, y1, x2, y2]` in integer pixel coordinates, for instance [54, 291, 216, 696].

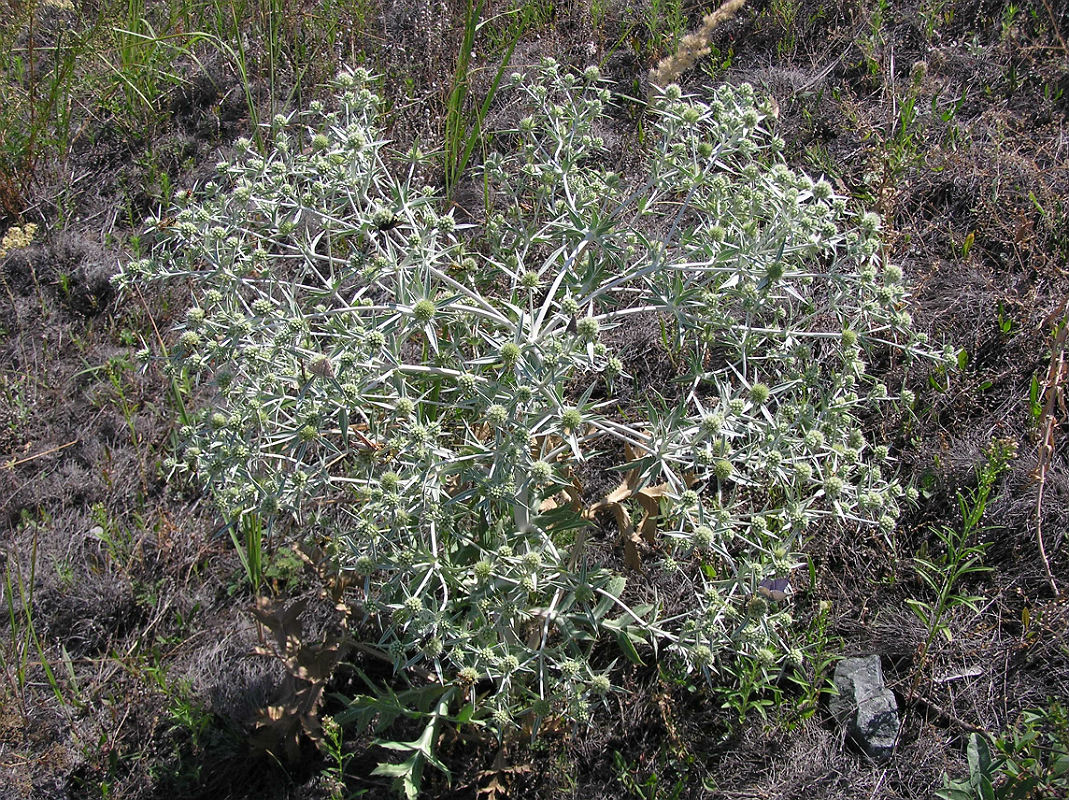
[877, 514, 896, 535]
[749, 383, 771, 405]
[260, 493, 280, 517]
[605, 356, 623, 377]
[700, 413, 724, 436]
[252, 298, 274, 315]
[530, 460, 553, 484]
[694, 525, 714, 549]
[746, 595, 769, 617]
[713, 459, 733, 481]
[457, 666, 480, 686]
[473, 559, 493, 580]
[662, 83, 683, 102]
[859, 490, 883, 512]
[372, 208, 397, 229]
[804, 429, 826, 449]
[576, 316, 599, 339]
[403, 595, 423, 617]
[729, 398, 746, 416]
[499, 342, 521, 367]
[679, 488, 699, 507]
[457, 372, 478, 394]
[311, 133, 330, 151]
[520, 270, 540, 289]
[395, 397, 415, 418]
[692, 644, 713, 667]
[841, 328, 858, 348]
[561, 407, 582, 432]
[186, 306, 206, 326]
[354, 555, 375, 575]
[560, 295, 580, 316]
[380, 471, 401, 492]
[179, 330, 201, 350]
[423, 637, 443, 658]
[794, 462, 813, 482]
[583, 65, 601, 82]
[210, 412, 227, 429]
[486, 404, 508, 426]
[364, 330, 386, 350]
[560, 658, 582, 678]
[756, 647, 777, 666]
[356, 517, 378, 539]
[590, 673, 611, 694]
[765, 261, 785, 282]
[823, 475, 844, 498]
[860, 211, 881, 235]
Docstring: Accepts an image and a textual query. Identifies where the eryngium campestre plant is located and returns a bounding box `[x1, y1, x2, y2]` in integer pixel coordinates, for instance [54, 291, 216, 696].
[117, 61, 946, 744]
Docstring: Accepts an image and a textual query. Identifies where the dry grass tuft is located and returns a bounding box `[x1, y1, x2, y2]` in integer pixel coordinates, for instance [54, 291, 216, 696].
[648, 0, 748, 88]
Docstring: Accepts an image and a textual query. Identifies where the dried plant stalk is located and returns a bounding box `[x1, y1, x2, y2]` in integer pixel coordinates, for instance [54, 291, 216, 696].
[648, 0, 748, 88]
[1033, 305, 1066, 596]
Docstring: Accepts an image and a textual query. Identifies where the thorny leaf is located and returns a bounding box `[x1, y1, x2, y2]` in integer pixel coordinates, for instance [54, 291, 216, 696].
[475, 748, 533, 800]
[249, 598, 345, 764]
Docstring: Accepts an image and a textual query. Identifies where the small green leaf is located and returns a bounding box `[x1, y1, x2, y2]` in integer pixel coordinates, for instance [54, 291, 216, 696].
[455, 703, 475, 724]
[614, 628, 645, 666]
[594, 576, 626, 618]
[967, 733, 994, 787]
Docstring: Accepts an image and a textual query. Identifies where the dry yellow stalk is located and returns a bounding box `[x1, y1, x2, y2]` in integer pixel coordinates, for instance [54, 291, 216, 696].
[648, 0, 749, 89]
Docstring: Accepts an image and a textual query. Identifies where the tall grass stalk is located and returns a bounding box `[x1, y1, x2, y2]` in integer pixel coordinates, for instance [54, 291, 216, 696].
[1, 531, 69, 717]
[443, 0, 519, 196]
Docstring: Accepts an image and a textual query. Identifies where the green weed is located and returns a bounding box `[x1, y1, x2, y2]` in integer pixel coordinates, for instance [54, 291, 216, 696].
[906, 439, 1016, 699]
[939, 703, 1069, 800]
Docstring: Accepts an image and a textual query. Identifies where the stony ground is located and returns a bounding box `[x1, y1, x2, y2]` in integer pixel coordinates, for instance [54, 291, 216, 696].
[2, 0, 1068, 798]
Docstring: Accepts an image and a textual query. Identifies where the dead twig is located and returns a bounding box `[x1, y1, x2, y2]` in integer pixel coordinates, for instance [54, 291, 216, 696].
[3, 439, 78, 470]
[1032, 303, 1066, 596]
[911, 693, 989, 737]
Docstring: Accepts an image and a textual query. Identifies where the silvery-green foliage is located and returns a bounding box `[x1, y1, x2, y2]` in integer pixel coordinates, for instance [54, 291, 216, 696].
[118, 60, 943, 735]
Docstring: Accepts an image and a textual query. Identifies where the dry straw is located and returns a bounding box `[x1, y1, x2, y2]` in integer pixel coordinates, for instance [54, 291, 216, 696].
[648, 0, 748, 88]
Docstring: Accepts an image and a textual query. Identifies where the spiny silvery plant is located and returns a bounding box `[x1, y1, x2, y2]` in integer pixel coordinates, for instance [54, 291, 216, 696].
[117, 60, 947, 766]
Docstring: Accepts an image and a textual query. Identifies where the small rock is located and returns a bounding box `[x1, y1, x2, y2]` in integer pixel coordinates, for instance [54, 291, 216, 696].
[830, 655, 900, 760]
